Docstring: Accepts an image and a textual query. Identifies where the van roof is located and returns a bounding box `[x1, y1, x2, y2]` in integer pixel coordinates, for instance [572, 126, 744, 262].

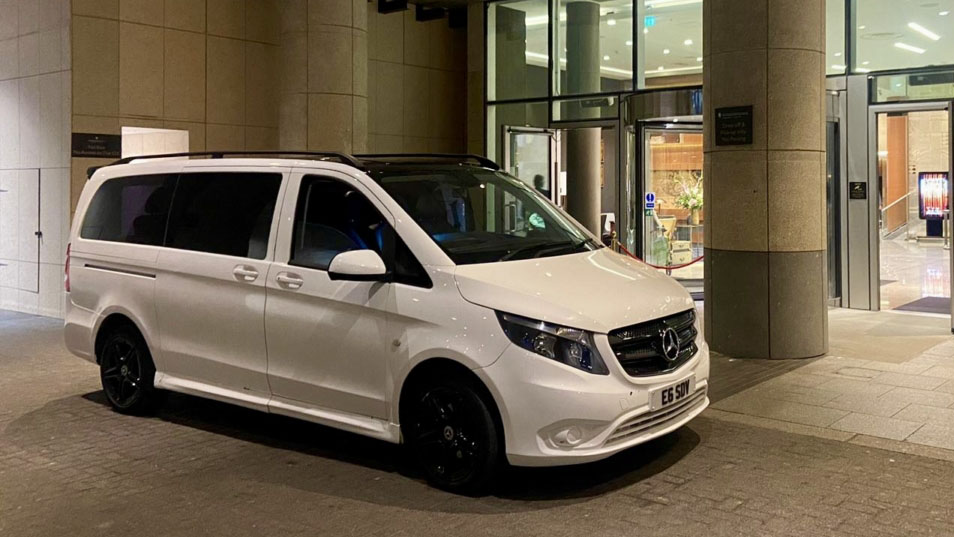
[86, 151, 499, 179]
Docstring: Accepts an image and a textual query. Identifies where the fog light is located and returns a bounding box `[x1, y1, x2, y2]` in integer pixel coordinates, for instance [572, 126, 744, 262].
[553, 426, 584, 447]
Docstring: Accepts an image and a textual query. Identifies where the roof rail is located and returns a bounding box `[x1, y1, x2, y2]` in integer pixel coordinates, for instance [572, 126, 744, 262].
[106, 150, 367, 170]
[355, 153, 500, 170]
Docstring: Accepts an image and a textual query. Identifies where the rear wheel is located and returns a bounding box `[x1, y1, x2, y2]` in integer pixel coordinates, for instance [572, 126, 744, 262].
[404, 377, 501, 494]
[99, 326, 162, 414]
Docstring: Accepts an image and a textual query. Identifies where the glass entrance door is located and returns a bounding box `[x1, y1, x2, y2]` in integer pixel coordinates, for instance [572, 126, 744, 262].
[502, 127, 558, 202]
[640, 125, 704, 285]
[873, 106, 952, 316]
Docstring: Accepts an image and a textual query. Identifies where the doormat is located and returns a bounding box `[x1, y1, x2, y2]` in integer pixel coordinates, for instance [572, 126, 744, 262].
[894, 296, 950, 314]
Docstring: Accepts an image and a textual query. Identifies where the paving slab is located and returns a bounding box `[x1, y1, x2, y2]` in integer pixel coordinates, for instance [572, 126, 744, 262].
[714, 394, 850, 428]
[816, 377, 895, 397]
[871, 371, 948, 390]
[894, 404, 954, 427]
[922, 366, 954, 380]
[906, 423, 954, 451]
[829, 413, 923, 441]
[880, 387, 954, 409]
[822, 394, 911, 418]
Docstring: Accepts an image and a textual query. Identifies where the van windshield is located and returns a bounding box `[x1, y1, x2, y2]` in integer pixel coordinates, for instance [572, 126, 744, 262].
[371, 168, 602, 265]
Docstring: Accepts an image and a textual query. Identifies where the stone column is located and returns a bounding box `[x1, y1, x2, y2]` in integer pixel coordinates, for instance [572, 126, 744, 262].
[279, 0, 368, 153]
[564, 1, 601, 234]
[703, 0, 828, 358]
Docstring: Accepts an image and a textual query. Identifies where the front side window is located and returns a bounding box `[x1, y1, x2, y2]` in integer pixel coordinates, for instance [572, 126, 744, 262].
[165, 172, 281, 259]
[291, 176, 430, 287]
[81, 174, 177, 245]
[372, 168, 601, 265]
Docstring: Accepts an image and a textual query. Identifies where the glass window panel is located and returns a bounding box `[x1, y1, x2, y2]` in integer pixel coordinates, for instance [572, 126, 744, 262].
[636, 0, 703, 89]
[853, 0, 954, 72]
[873, 71, 954, 102]
[81, 174, 177, 245]
[486, 0, 550, 101]
[487, 101, 550, 163]
[166, 173, 282, 259]
[553, 0, 633, 95]
[827, 0, 846, 74]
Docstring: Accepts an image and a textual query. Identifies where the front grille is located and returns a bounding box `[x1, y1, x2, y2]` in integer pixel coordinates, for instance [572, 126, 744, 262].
[608, 309, 698, 377]
[605, 387, 707, 446]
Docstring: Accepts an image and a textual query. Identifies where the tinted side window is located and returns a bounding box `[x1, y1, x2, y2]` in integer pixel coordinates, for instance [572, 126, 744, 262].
[165, 172, 282, 259]
[80, 174, 177, 245]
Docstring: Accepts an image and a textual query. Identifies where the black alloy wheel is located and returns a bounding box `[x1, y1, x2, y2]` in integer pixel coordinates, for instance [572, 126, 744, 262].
[99, 327, 160, 414]
[406, 378, 500, 494]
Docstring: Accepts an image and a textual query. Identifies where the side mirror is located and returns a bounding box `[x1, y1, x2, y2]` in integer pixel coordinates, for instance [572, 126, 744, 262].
[328, 250, 389, 282]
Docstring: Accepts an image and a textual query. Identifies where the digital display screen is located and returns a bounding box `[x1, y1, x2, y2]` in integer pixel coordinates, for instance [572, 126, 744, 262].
[919, 172, 949, 220]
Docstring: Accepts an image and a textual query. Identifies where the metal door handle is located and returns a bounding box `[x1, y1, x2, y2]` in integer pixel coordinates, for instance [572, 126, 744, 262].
[276, 272, 304, 289]
[232, 265, 259, 282]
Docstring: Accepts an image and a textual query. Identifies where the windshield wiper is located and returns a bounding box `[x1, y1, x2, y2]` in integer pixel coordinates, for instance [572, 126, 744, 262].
[498, 239, 593, 261]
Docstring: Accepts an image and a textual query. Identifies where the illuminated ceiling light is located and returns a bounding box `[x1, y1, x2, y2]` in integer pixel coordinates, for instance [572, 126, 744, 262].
[607, 18, 617, 26]
[658, 65, 665, 71]
[856, 67, 871, 73]
[908, 22, 940, 41]
[684, 38, 693, 46]
[832, 64, 847, 70]
[858, 25, 866, 30]
[941, 11, 951, 16]
[645, 0, 703, 7]
[663, 48, 671, 54]
[643, 27, 649, 34]
[696, 56, 703, 62]
[894, 42, 926, 54]
[603, 54, 610, 60]
[862, 61, 870, 65]
[834, 52, 842, 57]
[626, 40, 633, 46]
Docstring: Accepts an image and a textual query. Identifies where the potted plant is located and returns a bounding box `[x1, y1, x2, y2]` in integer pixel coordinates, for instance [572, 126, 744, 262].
[674, 171, 703, 225]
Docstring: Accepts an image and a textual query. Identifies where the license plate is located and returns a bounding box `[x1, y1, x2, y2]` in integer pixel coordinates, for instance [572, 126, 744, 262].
[650, 376, 696, 411]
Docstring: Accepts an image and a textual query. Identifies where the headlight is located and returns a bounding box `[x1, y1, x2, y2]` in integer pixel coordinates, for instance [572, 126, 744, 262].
[497, 312, 609, 375]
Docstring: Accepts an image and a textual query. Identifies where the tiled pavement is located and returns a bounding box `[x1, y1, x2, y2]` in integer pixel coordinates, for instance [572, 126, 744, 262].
[4, 310, 954, 536]
[710, 335, 954, 460]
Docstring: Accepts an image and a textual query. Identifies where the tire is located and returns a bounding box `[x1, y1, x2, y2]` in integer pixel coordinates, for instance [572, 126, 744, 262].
[404, 376, 501, 495]
[99, 325, 163, 415]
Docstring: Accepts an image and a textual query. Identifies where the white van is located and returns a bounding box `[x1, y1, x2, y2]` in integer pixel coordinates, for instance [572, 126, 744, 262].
[65, 152, 709, 493]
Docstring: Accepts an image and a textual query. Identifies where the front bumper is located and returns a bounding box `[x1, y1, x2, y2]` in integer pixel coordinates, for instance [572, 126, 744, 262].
[477, 337, 710, 467]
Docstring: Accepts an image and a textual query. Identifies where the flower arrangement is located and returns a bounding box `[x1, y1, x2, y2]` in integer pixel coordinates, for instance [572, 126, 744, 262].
[673, 171, 703, 211]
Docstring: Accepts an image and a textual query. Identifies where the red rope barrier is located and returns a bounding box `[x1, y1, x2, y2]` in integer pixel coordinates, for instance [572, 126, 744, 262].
[617, 242, 705, 271]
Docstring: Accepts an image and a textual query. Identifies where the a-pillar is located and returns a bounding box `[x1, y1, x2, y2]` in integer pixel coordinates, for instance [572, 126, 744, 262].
[564, 1, 601, 235]
[278, 0, 368, 153]
[703, 0, 828, 358]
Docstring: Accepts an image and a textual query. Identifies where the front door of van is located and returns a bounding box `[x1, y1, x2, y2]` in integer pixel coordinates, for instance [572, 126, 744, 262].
[154, 169, 285, 407]
[264, 173, 392, 419]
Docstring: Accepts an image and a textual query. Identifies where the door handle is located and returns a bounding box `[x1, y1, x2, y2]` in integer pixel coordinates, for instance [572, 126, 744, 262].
[232, 265, 259, 282]
[276, 272, 304, 289]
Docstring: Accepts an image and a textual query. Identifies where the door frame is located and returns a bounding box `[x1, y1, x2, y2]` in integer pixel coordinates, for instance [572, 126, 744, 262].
[501, 125, 560, 202]
[866, 100, 954, 326]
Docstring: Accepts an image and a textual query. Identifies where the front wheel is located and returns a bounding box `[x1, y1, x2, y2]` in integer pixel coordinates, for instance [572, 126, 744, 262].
[99, 326, 162, 415]
[404, 378, 501, 494]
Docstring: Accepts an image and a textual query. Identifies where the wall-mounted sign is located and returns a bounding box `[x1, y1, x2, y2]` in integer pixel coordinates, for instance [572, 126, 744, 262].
[71, 133, 121, 158]
[714, 106, 753, 146]
[849, 181, 867, 200]
[645, 192, 656, 210]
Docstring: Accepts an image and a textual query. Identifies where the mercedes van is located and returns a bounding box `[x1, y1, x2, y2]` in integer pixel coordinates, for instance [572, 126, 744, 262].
[65, 152, 709, 493]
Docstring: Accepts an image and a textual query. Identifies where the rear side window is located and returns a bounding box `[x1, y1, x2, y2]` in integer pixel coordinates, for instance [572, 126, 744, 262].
[165, 172, 282, 259]
[80, 174, 177, 245]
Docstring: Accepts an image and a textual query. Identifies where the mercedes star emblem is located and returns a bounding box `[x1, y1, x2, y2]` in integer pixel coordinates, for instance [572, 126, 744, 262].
[661, 328, 681, 362]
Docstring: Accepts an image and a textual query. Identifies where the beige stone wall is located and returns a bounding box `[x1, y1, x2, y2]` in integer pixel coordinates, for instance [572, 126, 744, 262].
[70, 0, 281, 210]
[366, 6, 466, 153]
[0, 0, 71, 317]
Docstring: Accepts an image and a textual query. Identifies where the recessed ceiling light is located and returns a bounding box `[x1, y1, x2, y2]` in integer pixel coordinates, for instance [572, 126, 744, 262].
[626, 40, 633, 46]
[643, 28, 649, 34]
[895, 42, 926, 54]
[908, 22, 940, 41]
[684, 39, 693, 46]
[862, 61, 870, 65]
[856, 67, 871, 73]
[834, 52, 842, 57]
[696, 57, 702, 62]
[858, 25, 866, 30]
[673, 118, 680, 123]
[658, 65, 665, 71]
[832, 64, 847, 70]
[603, 54, 610, 61]
[663, 48, 671, 54]
[940, 11, 950, 16]
[607, 18, 617, 26]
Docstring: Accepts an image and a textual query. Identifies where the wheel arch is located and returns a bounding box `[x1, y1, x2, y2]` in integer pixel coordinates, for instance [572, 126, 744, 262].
[93, 312, 149, 365]
[396, 358, 506, 447]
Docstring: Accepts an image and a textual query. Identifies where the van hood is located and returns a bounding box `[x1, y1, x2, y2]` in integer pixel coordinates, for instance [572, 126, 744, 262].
[453, 248, 695, 334]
